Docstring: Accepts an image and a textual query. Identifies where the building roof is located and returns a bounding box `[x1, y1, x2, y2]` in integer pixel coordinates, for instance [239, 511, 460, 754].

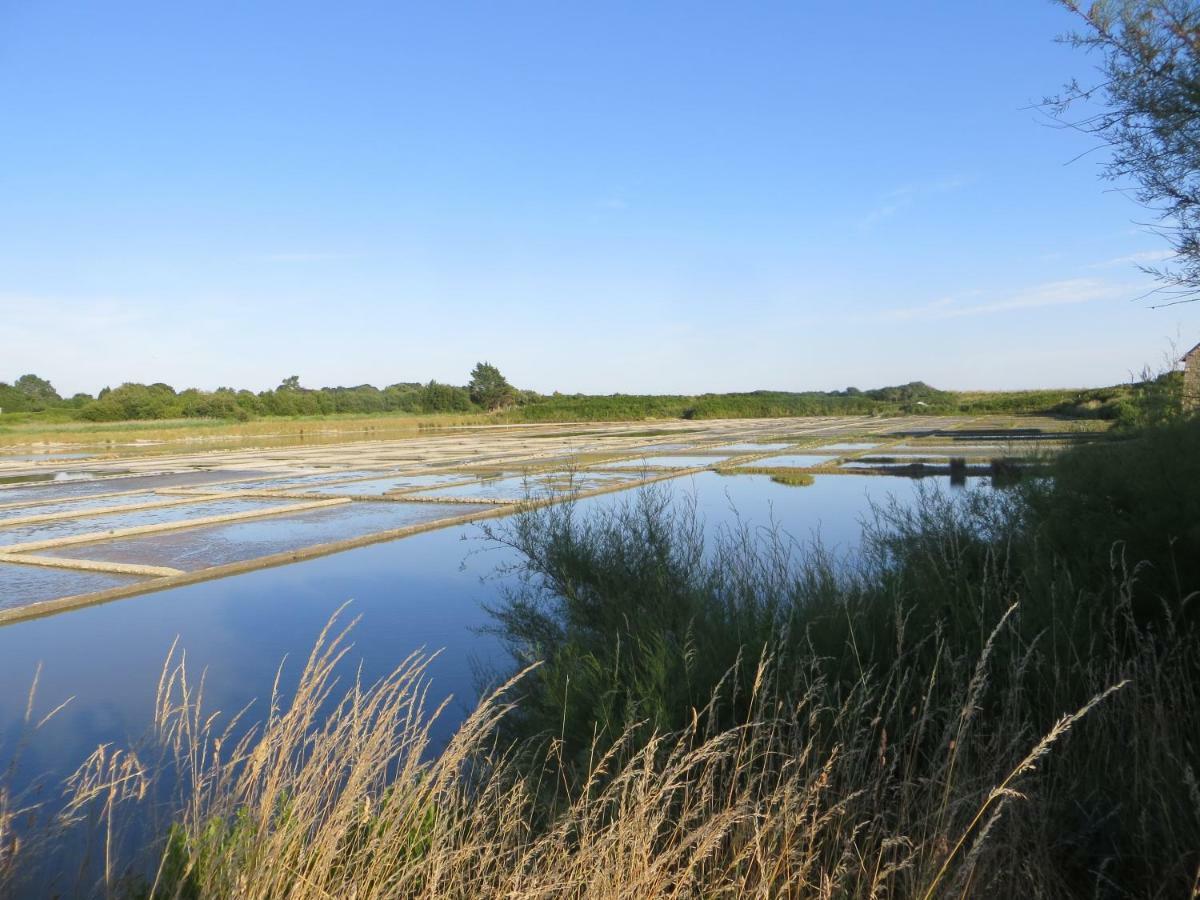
[1183, 341, 1200, 362]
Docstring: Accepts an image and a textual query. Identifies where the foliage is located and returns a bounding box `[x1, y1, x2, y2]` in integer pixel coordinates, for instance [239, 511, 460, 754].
[2, 365, 1185, 428]
[67, 379, 479, 422]
[474, 417, 1200, 893]
[862, 379, 955, 406]
[0, 383, 31, 414]
[79, 382, 185, 421]
[13, 374, 60, 406]
[0, 375, 63, 413]
[1025, 413, 1200, 605]
[468, 362, 516, 411]
[1052, 0, 1200, 305]
[419, 380, 474, 413]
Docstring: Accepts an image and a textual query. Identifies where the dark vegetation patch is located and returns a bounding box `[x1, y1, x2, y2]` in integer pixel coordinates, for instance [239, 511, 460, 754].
[2, 368, 1180, 429]
[477, 414, 1200, 896]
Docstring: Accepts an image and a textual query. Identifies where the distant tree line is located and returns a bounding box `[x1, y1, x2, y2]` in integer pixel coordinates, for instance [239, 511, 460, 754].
[0, 364, 528, 422]
[0, 374, 91, 413]
[0, 367, 1168, 425]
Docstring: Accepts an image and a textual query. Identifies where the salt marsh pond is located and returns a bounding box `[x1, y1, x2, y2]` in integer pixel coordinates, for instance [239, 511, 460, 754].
[0, 416, 1085, 781]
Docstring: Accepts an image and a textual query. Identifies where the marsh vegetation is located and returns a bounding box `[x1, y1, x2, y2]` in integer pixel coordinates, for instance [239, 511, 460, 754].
[0, 415, 1196, 897]
[0, 365, 1179, 450]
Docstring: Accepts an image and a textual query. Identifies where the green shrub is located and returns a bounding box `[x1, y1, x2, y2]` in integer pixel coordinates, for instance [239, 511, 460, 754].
[478, 419, 1200, 892]
[1025, 414, 1200, 612]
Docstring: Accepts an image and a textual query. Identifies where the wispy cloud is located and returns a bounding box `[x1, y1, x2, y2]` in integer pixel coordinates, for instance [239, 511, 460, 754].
[860, 201, 903, 228]
[858, 174, 972, 228]
[881, 277, 1134, 321]
[260, 252, 353, 263]
[595, 197, 629, 211]
[1087, 249, 1174, 269]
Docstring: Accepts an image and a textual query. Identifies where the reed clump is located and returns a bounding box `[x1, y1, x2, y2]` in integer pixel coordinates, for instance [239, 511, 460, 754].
[769, 472, 815, 486]
[3, 607, 1163, 899]
[715, 466, 820, 484]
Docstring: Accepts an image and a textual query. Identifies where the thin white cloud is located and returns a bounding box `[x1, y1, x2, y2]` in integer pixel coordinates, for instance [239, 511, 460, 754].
[858, 174, 972, 229]
[1088, 249, 1174, 269]
[882, 277, 1135, 321]
[859, 201, 903, 227]
[260, 252, 352, 263]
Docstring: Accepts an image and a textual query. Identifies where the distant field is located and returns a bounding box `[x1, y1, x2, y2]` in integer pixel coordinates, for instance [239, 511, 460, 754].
[0, 385, 1125, 449]
[0, 412, 488, 448]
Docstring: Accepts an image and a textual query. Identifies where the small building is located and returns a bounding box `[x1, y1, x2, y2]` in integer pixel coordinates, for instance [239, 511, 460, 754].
[1183, 341, 1200, 411]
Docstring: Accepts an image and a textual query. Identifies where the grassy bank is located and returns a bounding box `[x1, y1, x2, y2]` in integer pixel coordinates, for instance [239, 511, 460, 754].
[1, 418, 1196, 896]
[0, 382, 1139, 449]
[491, 385, 1109, 422]
[0, 411, 492, 449]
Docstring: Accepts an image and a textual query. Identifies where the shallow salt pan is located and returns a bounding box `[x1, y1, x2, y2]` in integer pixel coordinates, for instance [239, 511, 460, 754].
[201, 470, 389, 492]
[0, 492, 161, 520]
[408, 472, 637, 502]
[32, 501, 486, 572]
[708, 442, 796, 453]
[0, 498, 298, 548]
[600, 455, 733, 469]
[809, 442, 879, 452]
[294, 474, 475, 496]
[747, 454, 839, 468]
[0, 563, 143, 611]
[0, 470, 272, 504]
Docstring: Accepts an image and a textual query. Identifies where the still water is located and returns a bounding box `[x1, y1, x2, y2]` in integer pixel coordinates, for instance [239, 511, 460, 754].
[0, 472, 985, 786]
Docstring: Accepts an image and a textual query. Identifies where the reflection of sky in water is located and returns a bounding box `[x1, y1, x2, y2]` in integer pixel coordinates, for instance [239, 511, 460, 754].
[204, 470, 386, 491]
[742, 454, 839, 467]
[0, 563, 142, 610]
[841, 461, 952, 469]
[600, 455, 733, 469]
[809, 442, 878, 452]
[296, 474, 474, 496]
[649, 471, 991, 554]
[707, 442, 795, 453]
[0, 470, 270, 503]
[33, 501, 484, 571]
[408, 473, 635, 501]
[0, 472, 997, 797]
[0, 498, 295, 547]
[0, 492, 160, 520]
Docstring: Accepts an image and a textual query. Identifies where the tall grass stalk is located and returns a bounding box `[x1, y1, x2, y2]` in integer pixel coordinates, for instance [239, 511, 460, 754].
[0, 600, 1161, 898]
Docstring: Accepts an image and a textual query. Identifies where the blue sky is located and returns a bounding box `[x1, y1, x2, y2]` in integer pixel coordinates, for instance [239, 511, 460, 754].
[1, 1, 1194, 396]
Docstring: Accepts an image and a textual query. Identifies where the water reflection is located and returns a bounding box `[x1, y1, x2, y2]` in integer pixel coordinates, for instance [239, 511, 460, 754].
[0, 472, 990, 789]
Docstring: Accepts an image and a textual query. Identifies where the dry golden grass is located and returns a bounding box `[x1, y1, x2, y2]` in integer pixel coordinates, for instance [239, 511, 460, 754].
[0, 605, 1142, 899]
[0, 411, 500, 450]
